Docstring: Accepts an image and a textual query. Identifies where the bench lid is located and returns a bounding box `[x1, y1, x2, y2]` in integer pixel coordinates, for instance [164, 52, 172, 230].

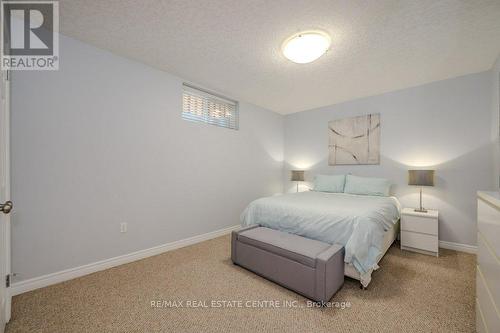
[238, 227, 330, 268]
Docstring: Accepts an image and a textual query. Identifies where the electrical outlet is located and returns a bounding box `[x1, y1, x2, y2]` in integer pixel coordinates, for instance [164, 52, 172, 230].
[120, 222, 127, 233]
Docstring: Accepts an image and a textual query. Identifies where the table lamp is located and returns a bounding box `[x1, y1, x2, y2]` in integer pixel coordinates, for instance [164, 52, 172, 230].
[291, 170, 305, 193]
[408, 170, 435, 212]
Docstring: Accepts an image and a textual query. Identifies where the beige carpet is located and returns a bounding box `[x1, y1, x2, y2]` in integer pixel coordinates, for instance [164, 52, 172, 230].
[7, 235, 475, 333]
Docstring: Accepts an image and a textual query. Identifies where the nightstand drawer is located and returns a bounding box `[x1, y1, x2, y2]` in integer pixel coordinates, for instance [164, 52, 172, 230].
[402, 214, 438, 235]
[401, 231, 438, 252]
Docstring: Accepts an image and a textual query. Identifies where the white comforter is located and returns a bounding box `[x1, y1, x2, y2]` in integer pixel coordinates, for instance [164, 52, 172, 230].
[241, 191, 401, 284]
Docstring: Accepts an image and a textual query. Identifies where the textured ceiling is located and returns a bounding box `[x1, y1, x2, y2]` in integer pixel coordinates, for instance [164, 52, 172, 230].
[60, 0, 500, 114]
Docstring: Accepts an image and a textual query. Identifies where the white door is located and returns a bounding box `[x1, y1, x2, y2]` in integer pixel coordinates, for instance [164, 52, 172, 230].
[0, 69, 12, 332]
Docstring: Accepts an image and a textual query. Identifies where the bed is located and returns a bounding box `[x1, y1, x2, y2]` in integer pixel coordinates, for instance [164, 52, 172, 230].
[240, 191, 401, 287]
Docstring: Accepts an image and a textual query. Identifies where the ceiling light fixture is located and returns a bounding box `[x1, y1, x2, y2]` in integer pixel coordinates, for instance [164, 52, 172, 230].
[282, 30, 331, 64]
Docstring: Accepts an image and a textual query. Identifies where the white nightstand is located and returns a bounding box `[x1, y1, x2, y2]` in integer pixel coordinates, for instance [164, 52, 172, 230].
[400, 208, 439, 256]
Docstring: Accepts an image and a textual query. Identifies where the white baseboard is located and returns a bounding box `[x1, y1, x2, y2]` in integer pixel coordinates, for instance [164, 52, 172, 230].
[9, 227, 475, 296]
[10, 224, 240, 296]
[439, 240, 477, 254]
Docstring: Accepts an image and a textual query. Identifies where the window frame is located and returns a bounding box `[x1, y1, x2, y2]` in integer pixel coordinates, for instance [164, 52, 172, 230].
[182, 83, 239, 130]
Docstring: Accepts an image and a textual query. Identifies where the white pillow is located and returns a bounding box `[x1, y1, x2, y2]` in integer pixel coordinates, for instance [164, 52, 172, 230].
[344, 175, 391, 196]
[313, 174, 346, 193]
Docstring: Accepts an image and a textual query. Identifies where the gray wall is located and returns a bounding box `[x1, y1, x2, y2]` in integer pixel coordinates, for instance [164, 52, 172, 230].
[284, 71, 495, 246]
[491, 54, 500, 188]
[11, 35, 284, 281]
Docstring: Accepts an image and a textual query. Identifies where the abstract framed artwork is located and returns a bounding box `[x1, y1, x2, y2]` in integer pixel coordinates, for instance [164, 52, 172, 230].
[328, 113, 380, 165]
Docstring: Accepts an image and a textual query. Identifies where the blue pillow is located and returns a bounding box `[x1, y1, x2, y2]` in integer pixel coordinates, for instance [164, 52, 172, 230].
[344, 175, 391, 196]
[313, 174, 346, 193]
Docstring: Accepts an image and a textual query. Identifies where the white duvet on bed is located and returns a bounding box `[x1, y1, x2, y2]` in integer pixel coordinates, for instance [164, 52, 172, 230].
[241, 191, 401, 284]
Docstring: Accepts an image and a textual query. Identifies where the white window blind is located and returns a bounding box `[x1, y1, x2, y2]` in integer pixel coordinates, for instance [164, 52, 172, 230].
[182, 84, 239, 130]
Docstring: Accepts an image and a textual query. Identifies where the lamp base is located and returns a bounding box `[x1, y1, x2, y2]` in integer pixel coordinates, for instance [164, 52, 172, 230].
[415, 187, 428, 213]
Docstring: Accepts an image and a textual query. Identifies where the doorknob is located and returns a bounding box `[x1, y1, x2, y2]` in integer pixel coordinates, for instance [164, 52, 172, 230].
[0, 200, 12, 214]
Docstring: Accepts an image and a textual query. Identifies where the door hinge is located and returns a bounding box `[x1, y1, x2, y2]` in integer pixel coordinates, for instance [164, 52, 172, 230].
[5, 274, 10, 288]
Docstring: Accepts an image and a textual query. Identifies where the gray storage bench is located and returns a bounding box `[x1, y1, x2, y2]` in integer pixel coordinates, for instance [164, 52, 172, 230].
[231, 225, 344, 303]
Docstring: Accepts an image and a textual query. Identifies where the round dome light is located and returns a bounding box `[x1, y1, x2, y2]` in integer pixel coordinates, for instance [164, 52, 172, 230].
[282, 30, 331, 64]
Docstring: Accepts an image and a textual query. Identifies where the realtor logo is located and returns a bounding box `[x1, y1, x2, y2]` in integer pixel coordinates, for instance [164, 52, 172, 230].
[1, 1, 59, 70]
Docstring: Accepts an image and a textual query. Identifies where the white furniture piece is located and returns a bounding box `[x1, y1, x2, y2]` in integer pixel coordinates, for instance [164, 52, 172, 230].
[476, 191, 500, 333]
[400, 208, 439, 256]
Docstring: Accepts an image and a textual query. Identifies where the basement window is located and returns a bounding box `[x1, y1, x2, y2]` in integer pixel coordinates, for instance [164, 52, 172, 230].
[182, 83, 239, 130]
